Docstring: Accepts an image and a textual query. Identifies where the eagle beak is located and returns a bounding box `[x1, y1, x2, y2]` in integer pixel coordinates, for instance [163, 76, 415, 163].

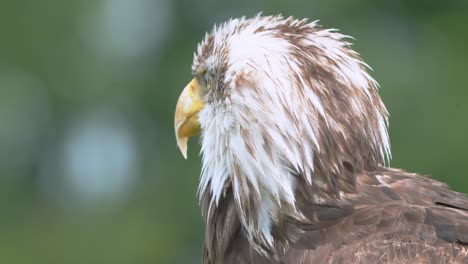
[174, 78, 205, 159]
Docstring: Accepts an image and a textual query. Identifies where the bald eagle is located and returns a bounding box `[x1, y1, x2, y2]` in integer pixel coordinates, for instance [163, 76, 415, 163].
[174, 15, 468, 263]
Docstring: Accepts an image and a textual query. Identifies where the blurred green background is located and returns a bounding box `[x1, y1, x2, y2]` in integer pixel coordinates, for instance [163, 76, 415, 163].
[0, 0, 467, 263]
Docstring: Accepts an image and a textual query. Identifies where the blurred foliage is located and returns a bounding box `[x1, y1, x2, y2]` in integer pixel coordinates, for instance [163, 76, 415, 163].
[0, 0, 467, 263]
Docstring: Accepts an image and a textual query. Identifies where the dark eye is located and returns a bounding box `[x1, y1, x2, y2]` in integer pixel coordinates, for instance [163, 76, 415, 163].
[203, 71, 210, 85]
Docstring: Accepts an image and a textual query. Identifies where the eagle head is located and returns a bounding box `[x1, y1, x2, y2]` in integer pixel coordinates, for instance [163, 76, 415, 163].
[174, 15, 390, 253]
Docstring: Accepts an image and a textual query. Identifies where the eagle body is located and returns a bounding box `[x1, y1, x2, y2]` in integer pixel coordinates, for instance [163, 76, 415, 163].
[174, 15, 468, 263]
[204, 168, 468, 263]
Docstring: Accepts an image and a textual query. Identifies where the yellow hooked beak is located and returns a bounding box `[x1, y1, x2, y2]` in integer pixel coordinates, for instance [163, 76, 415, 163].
[174, 78, 205, 159]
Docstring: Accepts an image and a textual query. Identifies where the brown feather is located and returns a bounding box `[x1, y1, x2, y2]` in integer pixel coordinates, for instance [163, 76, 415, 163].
[203, 168, 468, 263]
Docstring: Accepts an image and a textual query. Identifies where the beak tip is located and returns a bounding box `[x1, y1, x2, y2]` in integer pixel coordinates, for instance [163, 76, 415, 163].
[176, 136, 188, 160]
[181, 148, 188, 160]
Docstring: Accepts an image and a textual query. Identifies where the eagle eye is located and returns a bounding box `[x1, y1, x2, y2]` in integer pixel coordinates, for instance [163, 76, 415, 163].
[199, 69, 211, 90]
[203, 71, 210, 86]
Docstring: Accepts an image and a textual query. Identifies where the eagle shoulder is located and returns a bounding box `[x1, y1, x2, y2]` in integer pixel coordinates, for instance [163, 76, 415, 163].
[285, 168, 468, 263]
[204, 168, 468, 263]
